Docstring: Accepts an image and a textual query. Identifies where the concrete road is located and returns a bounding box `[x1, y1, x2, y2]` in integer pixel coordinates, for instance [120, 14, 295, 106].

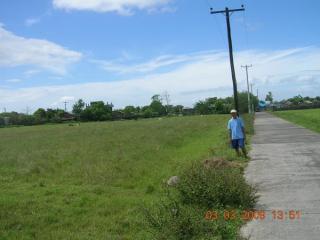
[241, 112, 320, 240]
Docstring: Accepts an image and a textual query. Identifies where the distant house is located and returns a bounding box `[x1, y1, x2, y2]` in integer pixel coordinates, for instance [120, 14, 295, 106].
[61, 112, 75, 121]
[3, 117, 10, 125]
[182, 107, 194, 115]
[112, 110, 123, 120]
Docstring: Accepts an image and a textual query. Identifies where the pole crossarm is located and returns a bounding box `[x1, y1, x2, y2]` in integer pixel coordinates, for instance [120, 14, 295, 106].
[241, 65, 252, 68]
[210, 8, 245, 15]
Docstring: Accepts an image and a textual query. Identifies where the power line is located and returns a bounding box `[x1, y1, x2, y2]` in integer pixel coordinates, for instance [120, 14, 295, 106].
[204, 0, 227, 48]
[241, 0, 250, 50]
[210, 6, 245, 113]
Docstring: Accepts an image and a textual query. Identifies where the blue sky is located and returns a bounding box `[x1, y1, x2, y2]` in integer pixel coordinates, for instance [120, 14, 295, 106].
[0, 0, 320, 112]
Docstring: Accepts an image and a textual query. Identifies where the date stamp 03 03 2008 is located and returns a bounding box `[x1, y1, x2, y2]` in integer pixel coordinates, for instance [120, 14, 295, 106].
[205, 210, 302, 221]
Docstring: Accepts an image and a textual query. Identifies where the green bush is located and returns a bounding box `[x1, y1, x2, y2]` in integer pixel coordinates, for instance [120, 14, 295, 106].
[143, 197, 241, 240]
[242, 114, 254, 135]
[144, 161, 256, 239]
[177, 162, 256, 209]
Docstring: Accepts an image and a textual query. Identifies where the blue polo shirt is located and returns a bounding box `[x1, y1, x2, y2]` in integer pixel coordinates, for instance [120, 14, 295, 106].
[227, 117, 244, 140]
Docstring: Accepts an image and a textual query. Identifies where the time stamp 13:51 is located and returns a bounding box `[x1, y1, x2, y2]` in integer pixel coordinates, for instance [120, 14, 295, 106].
[205, 210, 302, 221]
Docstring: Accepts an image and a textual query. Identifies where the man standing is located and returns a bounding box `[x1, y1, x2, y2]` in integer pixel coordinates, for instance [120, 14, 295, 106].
[227, 109, 247, 157]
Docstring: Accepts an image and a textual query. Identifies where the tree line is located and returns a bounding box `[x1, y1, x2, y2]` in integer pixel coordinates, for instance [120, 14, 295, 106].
[0, 92, 258, 127]
[272, 95, 320, 111]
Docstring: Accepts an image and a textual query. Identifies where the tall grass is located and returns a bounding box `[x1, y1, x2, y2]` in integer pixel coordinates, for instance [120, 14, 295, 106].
[0, 114, 253, 239]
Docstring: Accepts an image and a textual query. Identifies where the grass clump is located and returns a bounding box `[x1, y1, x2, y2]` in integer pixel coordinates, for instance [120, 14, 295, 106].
[144, 195, 242, 240]
[144, 158, 256, 240]
[177, 161, 256, 209]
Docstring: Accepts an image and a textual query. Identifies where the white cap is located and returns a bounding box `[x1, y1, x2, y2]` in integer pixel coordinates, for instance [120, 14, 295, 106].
[230, 109, 237, 113]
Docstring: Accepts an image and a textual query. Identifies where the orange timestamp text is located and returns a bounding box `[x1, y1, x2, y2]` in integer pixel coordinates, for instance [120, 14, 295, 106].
[205, 210, 302, 221]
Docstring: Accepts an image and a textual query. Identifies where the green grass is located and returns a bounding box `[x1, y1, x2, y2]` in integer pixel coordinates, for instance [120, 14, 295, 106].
[273, 109, 320, 133]
[0, 115, 252, 239]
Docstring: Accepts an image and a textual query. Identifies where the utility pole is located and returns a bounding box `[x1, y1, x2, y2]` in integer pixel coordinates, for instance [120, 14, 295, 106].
[211, 6, 245, 113]
[64, 101, 68, 112]
[162, 91, 170, 114]
[241, 64, 252, 113]
[250, 83, 254, 112]
[26, 106, 30, 115]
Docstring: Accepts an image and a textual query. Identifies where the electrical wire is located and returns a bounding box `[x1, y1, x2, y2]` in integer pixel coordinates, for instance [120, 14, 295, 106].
[204, 0, 228, 50]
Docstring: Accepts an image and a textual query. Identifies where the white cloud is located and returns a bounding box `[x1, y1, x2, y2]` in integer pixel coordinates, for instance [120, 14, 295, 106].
[0, 47, 319, 112]
[94, 50, 225, 74]
[60, 96, 75, 102]
[0, 25, 82, 74]
[51, 96, 76, 108]
[5, 78, 22, 83]
[53, 0, 173, 15]
[147, 6, 177, 14]
[25, 17, 41, 27]
[24, 69, 41, 77]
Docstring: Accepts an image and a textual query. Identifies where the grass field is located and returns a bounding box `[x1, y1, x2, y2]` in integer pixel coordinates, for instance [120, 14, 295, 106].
[273, 109, 320, 133]
[0, 115, 252, 239]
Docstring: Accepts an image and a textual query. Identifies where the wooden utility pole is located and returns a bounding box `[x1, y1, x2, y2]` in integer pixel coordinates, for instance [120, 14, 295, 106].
[64, 101, 68, 112]
[211, 6, 245, 113]
[250, 83, 254, 112]
[241, 64, 252, 113]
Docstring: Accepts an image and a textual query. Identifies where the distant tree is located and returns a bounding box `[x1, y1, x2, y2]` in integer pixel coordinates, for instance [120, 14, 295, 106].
[150, 95, 166, 116]
[81, 101, 112, 121]
[288, 95, 304, 105]
[123, 106, 137, 119]
[150, 101, 166, 116]
[151, 94, 162, 102]
[46, 108, 56, 120]
[194, 100, 209, 114]
[173, 105, 184, 115]
[238, 92, 259, 113]
[33, 108, 46, 122]
[17, 114, 36, 125]
[72, 99, 85, 116]
[141, 106, 153, 118]
[214, 99, 225, 114]
[0, 117, 4, 126]
[265, 91, 273, 103]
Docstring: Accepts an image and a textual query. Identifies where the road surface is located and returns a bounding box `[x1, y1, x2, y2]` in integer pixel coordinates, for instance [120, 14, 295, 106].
[241, 112, 320, 240]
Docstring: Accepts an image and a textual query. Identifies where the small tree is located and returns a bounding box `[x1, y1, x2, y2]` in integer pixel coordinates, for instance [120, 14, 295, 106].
[265, 91, 273, 103]
[72, 99, 85, 116]
[123, 106, 137, 119]
[194, 100, 209, 114]
[150, 95, 166, 116]
[33, 108, 46, 122]
[173, 105, 184, 115]
[151, 94, 162, 102]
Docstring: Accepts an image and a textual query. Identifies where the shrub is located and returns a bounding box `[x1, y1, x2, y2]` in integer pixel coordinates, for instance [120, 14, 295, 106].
[143, 197, 241, 240]
[177, 162, 256, 209]
[144, 160, 256, 239]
